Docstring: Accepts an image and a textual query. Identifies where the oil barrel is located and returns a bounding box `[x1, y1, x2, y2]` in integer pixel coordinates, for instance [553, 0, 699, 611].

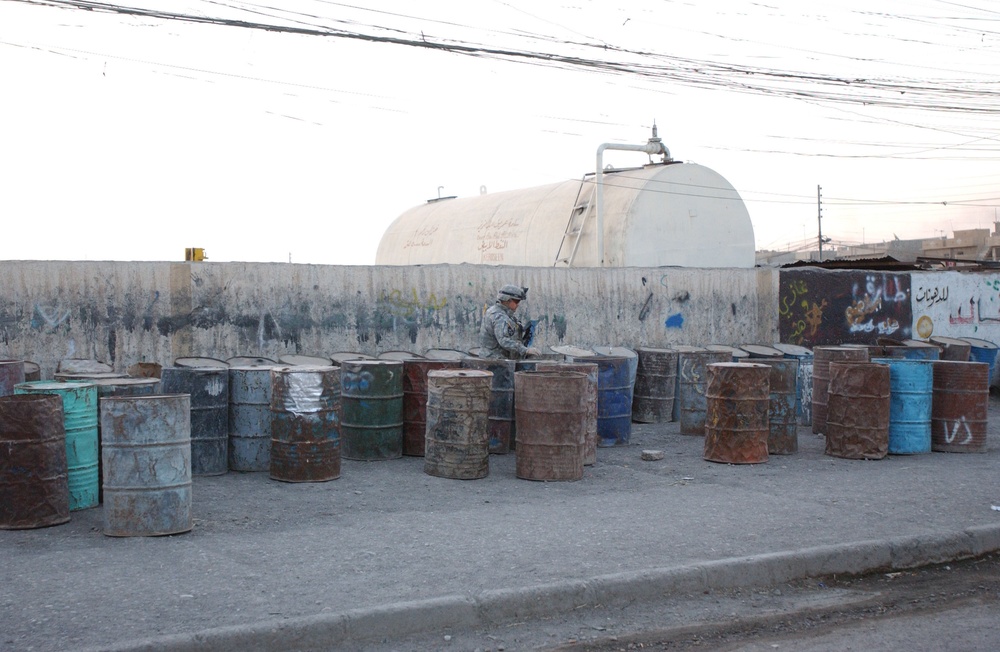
[703, 362, 771, 464]
[377, 351, 425, 361]
[100, 394, 192, 536]
[544, 362, 599, 465]
[632, 347, 678, 424]
[958, 338, 997, 386]
[811, 346, 868, 435]
[677, 350, 731, 436]
[22, 362, 41, 382]
[226, 356, 276, 367]
[402, 359, 459, 456]
[514, 370, 587, 481]
[160, 367, 229, 476]
[228, 365, 277, 471]
[278, 354, 335, 366]
[340, 360, 404, 461]
[14, 380, 98, 511]
[573, 355, 632, 446]
[871, 358, 932, 455]
[705, 344, 750, 362]
[460, 357, 517, 454]
[825, 362, 890, 460]
[755, 358, 799, 455]
[931, 360, 989, 453]
[92, 376, 162, 503]
[0, 394, 69, 529]
[126, 362, 162, 378]
[774, 343, 813, 426]
[270, 365, 341, 482]
[423, 369, 492, 480]
[0, 359, 25, 396]
[929, 336, 971, 362]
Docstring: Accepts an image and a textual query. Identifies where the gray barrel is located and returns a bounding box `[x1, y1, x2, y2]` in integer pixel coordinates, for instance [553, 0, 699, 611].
[461, 357, 517, 454]
[330, 352, 376, 365]
[670, 345, 706, 421]
[228, 365, 276, 471]
[160, 367, 229, 476]
[0, 360, 25, 397]
[424, 370, 492, 480]
[798, 362, 813, 426]
[678, 350, 731, 435]
[632, 348, 678, 423]
[739, 344, 784, 359]
[270, 366, 341, 482]
[871, 358, 932, 455]
[340, 360, 405, 461]
[545, 362, 599, 465]
[226, 356, 276, 367]
[0, 394, 69, 529]
[14, 381, 99, 511]
[100, 394, 192, 537]
[755, 358, 799, 454]
[92, 376, 162, 503]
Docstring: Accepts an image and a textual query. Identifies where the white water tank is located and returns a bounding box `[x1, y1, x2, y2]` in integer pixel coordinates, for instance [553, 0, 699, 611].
[376, 161, 755, 268]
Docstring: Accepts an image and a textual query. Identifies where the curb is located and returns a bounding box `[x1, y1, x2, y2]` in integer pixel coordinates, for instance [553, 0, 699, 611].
[88, 523, 1000, 652]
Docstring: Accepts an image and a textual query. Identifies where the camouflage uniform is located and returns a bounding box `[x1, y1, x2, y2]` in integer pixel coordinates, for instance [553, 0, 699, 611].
[479, 285, 530, 359]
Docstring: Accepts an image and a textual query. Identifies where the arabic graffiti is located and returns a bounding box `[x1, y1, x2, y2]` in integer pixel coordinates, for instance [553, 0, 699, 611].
[779, 271, 911, 346]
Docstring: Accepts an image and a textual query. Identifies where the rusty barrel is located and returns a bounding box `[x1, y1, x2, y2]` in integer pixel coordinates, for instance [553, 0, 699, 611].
[929, 337, 971, 362]
[228, 365, 277, 471]
[755, 358, 799, 454]
[871, 358, 932, 455]
[703, 363, 770, 464]
[460, 357, 517, 454]
[402, 359, 458, 456]
[0, 395, 69, 529]
[160, 367, 229, 476]
[0, 360, 25, 397]
[632, 348, 678, 424]
[100, 394, 192, 537]
[825, 362, 890, 460]
[14, 380, 98, 511]
[931, 360, 989, 453]
[574, 355, 632, 446]
[423, 370, 492, 480]
[678, 350, 731, 436]
[544, 362, 598, 466]
[55, 372, 128, 382]
[270, 365, 341, 482]
[127, 362, 163, 378]
[339, 360, 404, 461]
[811, 346, 868, 435]
[23, 362, 41, 382]
[93, 376, 162, 503]
[514, 371, 588, 481]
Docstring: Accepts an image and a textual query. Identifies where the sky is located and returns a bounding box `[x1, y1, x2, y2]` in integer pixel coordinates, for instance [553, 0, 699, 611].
[1, 0, 998, 264]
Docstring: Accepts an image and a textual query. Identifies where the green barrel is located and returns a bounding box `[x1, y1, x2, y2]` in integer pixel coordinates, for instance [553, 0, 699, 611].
[340, 360, 404, 460]
[15, 380, 99, 510]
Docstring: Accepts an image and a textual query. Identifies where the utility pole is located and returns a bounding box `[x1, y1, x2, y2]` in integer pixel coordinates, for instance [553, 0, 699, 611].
[817, 185, 824, 261]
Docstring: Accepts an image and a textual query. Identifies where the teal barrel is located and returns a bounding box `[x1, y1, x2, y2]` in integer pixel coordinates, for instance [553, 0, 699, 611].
[270, 365, 341, 482]
[871, 358, 932, 455]
[575, 355, 632, 446]
[340, 360, 404, 461]
[160, 367, 229, 476]
[15, 380, 99, 511]
[423, 369, 492, 480]
[0, 394, 70, 529]
[677, 350, 731, 436]
[100, 394, 192, 536]
[0, 360, 25, 396]
[755, 358, 799, 454]
[228, 365, 277, 471]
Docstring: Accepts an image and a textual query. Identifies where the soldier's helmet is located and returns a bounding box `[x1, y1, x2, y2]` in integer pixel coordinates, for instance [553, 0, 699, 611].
[497, 285, 528, 302]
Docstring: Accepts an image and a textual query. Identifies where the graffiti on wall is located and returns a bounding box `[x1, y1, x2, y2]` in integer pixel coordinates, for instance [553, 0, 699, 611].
[779, 271, 912, 346]
[910, 271, 1000, 342]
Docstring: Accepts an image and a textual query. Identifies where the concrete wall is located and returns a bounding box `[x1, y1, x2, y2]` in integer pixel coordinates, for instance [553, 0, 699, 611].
[0, 262, 779, 378]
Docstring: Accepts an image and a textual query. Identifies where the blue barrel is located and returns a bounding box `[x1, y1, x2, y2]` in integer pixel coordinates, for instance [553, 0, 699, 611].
[228, 365, 276, 471]
[160, 367, 229, 476]
[576, 355, 632, 446]
[15, 380, 99, 511]
[678, 350, 731, 436]
[592, 346, 638, 409]
[960, 338, 997, 386]
[871, 358, 932, 455]
[100, 394, 193, 536]
[774, 343, 813, 425]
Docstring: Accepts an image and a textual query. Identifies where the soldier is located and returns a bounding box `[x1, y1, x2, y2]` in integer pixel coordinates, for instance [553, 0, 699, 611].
[479, 284, 542, 360]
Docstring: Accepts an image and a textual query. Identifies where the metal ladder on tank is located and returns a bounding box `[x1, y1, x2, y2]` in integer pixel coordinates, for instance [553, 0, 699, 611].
[554, 176, 596, 267]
